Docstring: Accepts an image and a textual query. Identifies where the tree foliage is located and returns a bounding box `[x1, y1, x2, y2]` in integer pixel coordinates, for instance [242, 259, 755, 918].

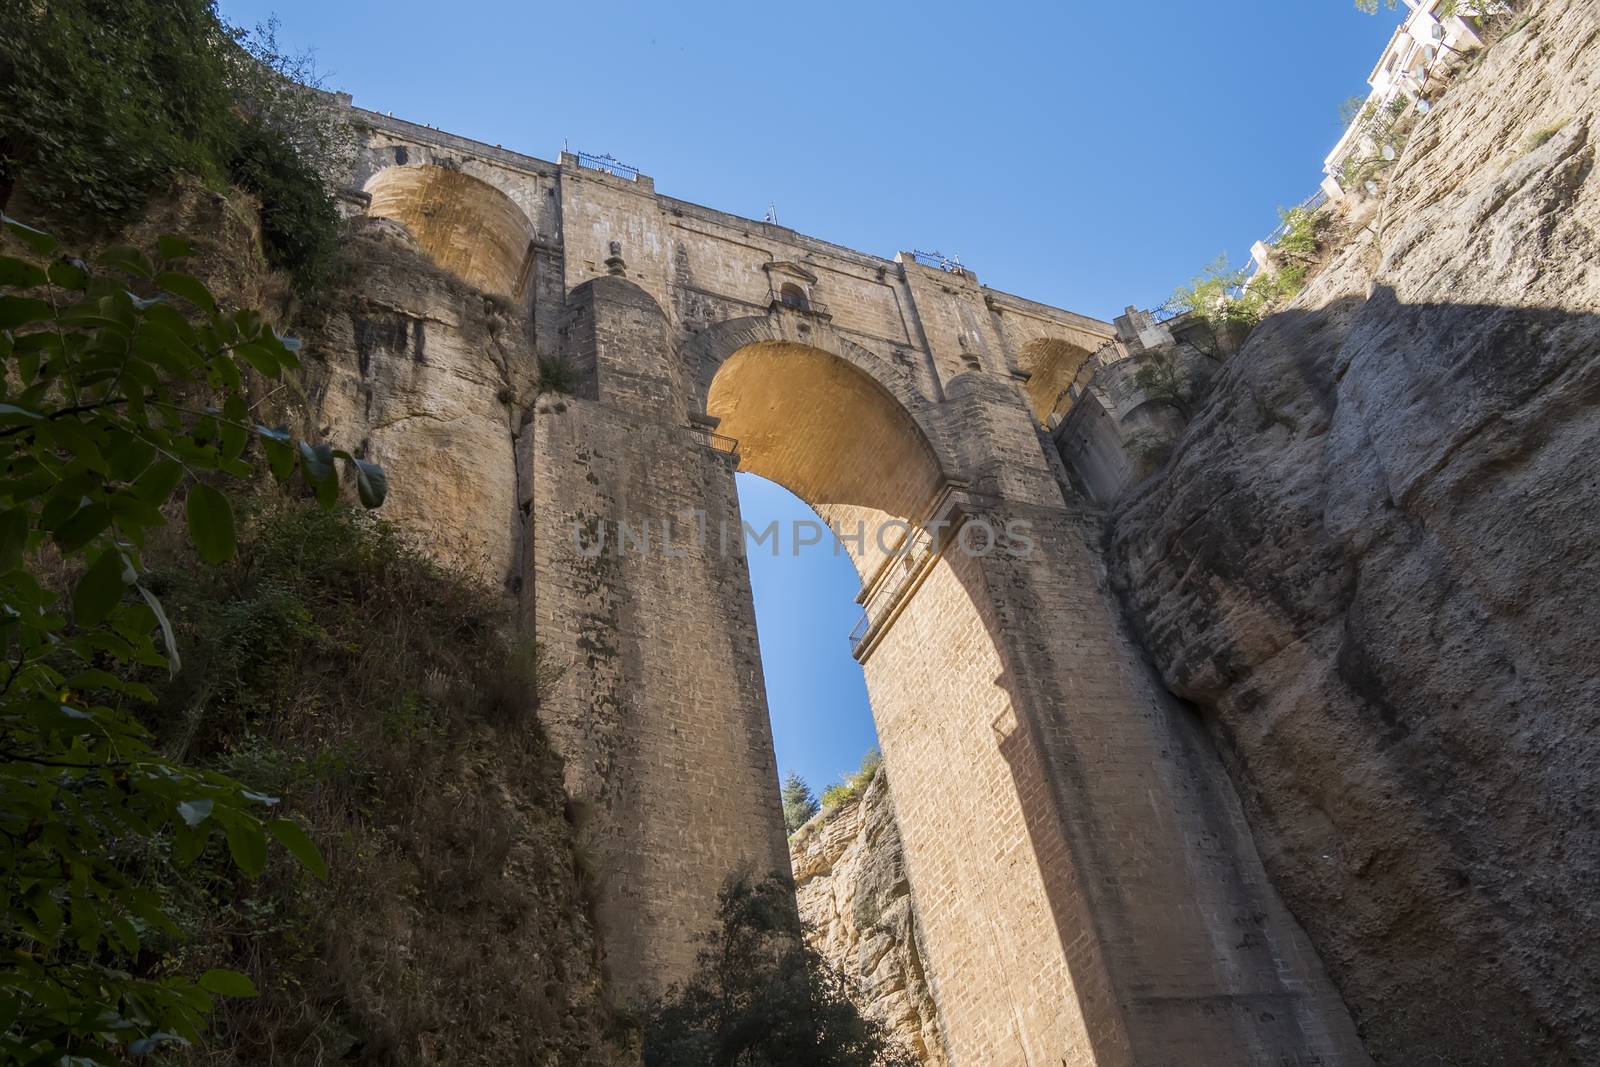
[224, 19, 357, 182]
[0, 218, 383, 1063]
[0, 1, 348, 292]
[782, 772, 820, 834]
[641, 874, 917, 1067]
[0, 0, 239, 220]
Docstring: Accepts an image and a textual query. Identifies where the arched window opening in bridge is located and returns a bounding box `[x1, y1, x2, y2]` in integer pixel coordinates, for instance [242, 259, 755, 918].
[779, 282, 810, 311]
[361, 164, 535, 300]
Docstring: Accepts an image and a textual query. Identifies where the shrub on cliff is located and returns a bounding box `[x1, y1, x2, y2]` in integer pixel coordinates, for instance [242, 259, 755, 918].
[0, 1, 345, 292]
[820, 749, 882, 813]
[641, 874, 917, 1067]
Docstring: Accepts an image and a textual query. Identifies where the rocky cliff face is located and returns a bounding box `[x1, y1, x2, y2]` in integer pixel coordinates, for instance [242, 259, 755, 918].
[301, 217, 535, 587]
[790, 772, 948, 1066]
[1107, 2, 1600, 1063]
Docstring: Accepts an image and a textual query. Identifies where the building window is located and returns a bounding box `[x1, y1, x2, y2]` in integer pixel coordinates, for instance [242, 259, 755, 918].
[779, 282, 809, 311]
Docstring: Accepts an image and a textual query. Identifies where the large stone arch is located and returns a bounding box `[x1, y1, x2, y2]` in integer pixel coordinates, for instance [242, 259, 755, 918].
[363, 164, 535, 299]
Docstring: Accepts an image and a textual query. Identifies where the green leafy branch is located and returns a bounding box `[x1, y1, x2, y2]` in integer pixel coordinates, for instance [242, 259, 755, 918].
[0, 216, 381, 1064]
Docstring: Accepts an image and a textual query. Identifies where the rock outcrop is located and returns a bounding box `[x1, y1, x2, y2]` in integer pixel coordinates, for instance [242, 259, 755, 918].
[790, 772, 948, 1066]
[1107, 3, 1600, 1063]
[302, 218, 537, 586]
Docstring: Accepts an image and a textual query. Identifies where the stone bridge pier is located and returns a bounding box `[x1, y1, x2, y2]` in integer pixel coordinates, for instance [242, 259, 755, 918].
[332, 108, 1371, 1066]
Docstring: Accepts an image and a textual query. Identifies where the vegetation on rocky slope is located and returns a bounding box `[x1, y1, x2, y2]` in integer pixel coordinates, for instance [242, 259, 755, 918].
[641, 874, 916, 1067]
[142, 503, 625, 1065]
[0, 0, 343, 292]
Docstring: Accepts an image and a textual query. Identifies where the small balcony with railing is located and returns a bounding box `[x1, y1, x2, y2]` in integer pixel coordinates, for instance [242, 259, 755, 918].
[767, 282, 831, 320]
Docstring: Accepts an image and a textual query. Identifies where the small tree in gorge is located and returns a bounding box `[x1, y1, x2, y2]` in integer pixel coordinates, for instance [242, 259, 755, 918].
[641, 874, 917, 1067]
[783, 771, 821, 833]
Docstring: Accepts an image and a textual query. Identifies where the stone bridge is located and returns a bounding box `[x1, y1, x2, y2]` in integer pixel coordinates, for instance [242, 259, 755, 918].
[324, 104, 1371, 1066]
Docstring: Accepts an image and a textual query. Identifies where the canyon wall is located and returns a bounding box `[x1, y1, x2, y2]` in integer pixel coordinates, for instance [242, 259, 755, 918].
[790, 772, 949, 1066]
[1106, 3, 1600, 1063]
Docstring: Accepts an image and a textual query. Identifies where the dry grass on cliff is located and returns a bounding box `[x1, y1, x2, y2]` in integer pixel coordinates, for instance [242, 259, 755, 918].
[131, 503, 624, 1066]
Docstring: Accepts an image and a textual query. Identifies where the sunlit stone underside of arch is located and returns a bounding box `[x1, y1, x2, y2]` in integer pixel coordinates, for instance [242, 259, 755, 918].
[1018, 336, 1096, 424]
[708, 341, 945, 582]
[363, 164, 533, 298]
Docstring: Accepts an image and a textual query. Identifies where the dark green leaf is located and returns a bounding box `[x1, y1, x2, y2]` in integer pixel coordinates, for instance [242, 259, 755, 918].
[225, 818, 268, 878]
[234, 340, 282, 378]
[258, 428, 296, 484]
[53, 503, 113, 553]
[157, 235, 196, 262]
[354, 459, 388, 509]
[97, 245, 155, 279]
[0, 296, 53, 330]
[132, 460, 184, 507]
[47, 257, 90, 290]
[0, 255, 48, 288]
[185, 483, 235, 564]
[0, 509, 27, 572]
[298, 441, 338, 509]
[268, 818, 328, 880]
[220, 395, 248, 460]
[198, 969, 257, 999]
[72, 548, 126, 627]
[2, 215, 58, 255]
[154, 271, 216, 315]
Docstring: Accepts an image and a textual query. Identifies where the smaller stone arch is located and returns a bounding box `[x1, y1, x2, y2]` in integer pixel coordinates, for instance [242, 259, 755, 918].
[363, 164, 535, 299]
[1017, 337, 1097, 425]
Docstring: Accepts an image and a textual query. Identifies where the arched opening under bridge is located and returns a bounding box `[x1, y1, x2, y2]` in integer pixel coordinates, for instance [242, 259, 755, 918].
[363, 164, 534, 299]
[705, 337, 1100, 1061]
[1018, 336, 1097, 424]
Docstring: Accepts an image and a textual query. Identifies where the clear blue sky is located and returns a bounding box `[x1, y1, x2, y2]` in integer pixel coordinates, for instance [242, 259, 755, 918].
[218, 0, 1399, 795]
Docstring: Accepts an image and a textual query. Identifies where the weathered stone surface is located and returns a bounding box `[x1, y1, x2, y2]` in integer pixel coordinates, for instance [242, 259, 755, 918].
[304, 220, 534, 586]
[1108, 4, 1600, 1062]
[790, 772, 948, 1066]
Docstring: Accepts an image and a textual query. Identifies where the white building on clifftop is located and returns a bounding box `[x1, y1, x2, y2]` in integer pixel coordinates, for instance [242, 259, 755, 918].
[1322, 0, 1496, 196]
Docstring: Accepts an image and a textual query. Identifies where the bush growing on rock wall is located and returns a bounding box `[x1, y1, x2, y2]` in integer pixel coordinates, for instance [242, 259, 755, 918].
[820, 749, 882, 813]
[1133, 350, 1197, 421]
[228, 120, 341, 295]
[0, 1, 346, 293]
[641, 874, 917, 1067]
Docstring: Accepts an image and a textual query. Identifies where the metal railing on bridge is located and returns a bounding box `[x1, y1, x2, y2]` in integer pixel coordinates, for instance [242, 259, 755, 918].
[911, 249, 969, 275]
[573, 151, 640, 181]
